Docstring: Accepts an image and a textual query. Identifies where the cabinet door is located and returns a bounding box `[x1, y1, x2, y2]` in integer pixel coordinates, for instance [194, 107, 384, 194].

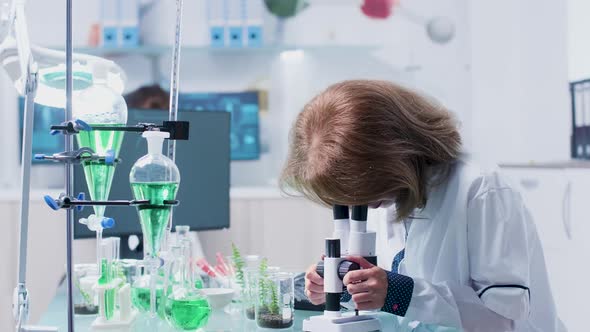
[502, 169, 581, 331]
[562, 170, 590, 332]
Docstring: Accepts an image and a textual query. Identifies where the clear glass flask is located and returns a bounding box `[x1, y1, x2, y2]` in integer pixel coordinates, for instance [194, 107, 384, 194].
[164, 244, 211, 331]
[129, 130, 180, 317]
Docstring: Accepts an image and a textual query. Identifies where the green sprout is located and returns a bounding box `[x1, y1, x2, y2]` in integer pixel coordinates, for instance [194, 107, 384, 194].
[258, 258, 280, 315]
[231, 243, 245, 289]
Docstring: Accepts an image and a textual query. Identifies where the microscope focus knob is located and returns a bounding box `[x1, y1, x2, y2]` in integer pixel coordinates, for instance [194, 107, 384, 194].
[338, 261, 360, 280]
[315, 260, 360, 280]
[315, 261, 325, 278]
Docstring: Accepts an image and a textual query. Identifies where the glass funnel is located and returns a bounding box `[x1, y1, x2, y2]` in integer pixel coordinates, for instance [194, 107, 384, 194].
[129, 130, 180, 317]
[73, 61, 127, 219]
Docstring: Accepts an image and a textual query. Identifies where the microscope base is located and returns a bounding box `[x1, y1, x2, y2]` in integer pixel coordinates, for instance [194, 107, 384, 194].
[302, 313, 381, 332]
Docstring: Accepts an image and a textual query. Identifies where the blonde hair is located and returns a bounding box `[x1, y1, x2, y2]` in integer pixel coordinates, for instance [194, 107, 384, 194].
[280, 80, 462, 221]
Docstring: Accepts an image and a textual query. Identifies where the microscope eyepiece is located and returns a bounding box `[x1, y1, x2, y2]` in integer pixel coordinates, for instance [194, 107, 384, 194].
[351, 205, 368, 221]
[326, 239, 341, 258]
[333, 205, 349, 220]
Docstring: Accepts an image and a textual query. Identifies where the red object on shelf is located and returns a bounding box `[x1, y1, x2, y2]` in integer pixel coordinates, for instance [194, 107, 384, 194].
[361, 0, 397, 19]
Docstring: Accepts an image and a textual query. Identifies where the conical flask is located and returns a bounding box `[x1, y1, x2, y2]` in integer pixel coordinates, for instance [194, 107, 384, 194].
[164, 243, 210, 330]
[73, 62, 128, 218]
[129, 131, 180, 258]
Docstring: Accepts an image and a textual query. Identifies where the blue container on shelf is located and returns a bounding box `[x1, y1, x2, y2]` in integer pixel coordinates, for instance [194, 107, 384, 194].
[228, 26, 244, 48]
[247, 26, 263, 47]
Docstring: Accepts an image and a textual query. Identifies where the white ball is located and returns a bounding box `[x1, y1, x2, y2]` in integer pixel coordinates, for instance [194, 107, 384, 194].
[426, 16, 455, 44]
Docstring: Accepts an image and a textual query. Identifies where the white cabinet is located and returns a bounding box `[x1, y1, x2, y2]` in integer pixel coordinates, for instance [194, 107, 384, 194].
[502, 168, 587, 332]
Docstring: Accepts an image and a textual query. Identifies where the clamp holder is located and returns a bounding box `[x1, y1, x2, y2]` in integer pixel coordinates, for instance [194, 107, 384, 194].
[50, 121, 190, 140]
[43, 194, 179, 211]
[35, 148, 119, 165]
[50, 119, 91, 135]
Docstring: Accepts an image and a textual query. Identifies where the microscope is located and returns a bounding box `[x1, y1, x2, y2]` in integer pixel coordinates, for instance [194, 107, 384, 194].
[302, 205, 381, 332]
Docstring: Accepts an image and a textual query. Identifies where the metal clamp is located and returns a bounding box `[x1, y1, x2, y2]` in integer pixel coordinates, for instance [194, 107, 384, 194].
[34, 148, 119, 165]
[49, 121, 190, 140]
[49, 119, 91, 135]
[43, 194, 179, 211]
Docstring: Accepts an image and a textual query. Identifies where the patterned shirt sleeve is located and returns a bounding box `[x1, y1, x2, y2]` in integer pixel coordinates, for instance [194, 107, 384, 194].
[381, 271, 414, 316]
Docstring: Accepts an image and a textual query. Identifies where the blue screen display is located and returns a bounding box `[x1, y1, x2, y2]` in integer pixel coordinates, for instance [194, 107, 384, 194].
[18, 98, 65, 163]
[178, 91, 260, 160]
[20, 90, 261, 162]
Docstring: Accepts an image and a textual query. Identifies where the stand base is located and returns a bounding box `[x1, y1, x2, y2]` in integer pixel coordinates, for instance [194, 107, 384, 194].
[91, 310, 138, 330]
[20, 326, 59, 332]
[302, 313, 381, 332]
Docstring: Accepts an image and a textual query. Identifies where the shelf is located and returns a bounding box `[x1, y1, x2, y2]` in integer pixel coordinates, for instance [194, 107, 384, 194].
[65, 44, 381, 57]
[499, 160, 590, 169]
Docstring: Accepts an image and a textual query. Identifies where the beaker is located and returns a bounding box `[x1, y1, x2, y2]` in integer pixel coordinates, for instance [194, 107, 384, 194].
[256, 272, 294, 329]
[73, 264, 99, 315]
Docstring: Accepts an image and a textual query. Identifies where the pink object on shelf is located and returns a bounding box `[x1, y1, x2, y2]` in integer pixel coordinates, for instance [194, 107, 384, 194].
[216, 253, 231, 275]
[196, 258, 218, 278]
[361, 0, 397, 19]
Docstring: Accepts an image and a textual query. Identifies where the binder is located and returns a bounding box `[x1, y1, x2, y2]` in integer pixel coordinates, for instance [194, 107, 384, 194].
[245, 0, 263, 47]
[119, 0, 140, 47]
[574, 84, 584, 158]
[226, 0, 244, 48]
[207, 0, 226, 47]
[101, 0, 119, 47]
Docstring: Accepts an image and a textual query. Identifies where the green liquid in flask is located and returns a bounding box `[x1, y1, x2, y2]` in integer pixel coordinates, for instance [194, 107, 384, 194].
[164, 296, 211, 331]
[76, 124, 125, 217]
[131, 182, 179, 255]
[130, 286, 165, 317]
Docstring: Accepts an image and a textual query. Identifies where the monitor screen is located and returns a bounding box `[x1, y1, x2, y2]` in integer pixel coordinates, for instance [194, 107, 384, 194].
[178, 91, 260, 160]
[18, 97, 65, 163]
[73, 109, 230, 238]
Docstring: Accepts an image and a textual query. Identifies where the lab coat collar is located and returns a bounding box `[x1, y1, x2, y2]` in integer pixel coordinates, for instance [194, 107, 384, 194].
[411, 170, 450, 221]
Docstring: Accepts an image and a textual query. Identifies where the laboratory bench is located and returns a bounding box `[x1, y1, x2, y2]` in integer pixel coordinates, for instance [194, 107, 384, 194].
[39, 284, 399, 332]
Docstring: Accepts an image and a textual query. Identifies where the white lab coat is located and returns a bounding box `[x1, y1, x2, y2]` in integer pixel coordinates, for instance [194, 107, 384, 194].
[368, 157, 565, 332]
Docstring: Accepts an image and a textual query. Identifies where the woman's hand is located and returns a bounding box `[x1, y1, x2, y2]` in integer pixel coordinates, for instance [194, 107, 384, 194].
[343, 256, 388, 310]
[305, 261, 326, 305]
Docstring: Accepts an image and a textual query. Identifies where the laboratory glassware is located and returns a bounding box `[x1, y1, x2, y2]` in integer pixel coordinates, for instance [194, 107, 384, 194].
[74, 61, 128, 272]
[164, 244, 211, 330]
[130, 130, 180, 317]
[256, 271, 294, 329]
[73, 264, 99, 315]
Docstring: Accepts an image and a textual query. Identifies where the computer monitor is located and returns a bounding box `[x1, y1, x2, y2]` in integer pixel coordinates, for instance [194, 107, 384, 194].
[73, 109, 231, 251]
[178, 91, 260, 160]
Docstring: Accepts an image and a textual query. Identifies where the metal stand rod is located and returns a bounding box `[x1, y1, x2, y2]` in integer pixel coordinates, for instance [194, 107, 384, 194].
[65, 0, 75, 331]
[165, 0, 184, 246]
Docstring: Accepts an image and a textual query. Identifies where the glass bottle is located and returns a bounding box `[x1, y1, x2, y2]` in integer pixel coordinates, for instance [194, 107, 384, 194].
[130, 130, 180, 317]
[164, 243, 211, 330]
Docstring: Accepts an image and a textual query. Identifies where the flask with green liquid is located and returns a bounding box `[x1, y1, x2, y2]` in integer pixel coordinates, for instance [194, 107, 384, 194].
[164, 243, 211, 330]
[130, 130, 180, 318]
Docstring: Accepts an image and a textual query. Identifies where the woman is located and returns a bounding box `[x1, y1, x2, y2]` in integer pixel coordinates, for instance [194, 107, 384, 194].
[281, 80, 563, 331]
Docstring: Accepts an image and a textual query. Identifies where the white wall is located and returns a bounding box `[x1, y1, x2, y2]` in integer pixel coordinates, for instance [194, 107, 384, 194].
[568, 0, 590, 81]
[470, 0, 570, 164]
